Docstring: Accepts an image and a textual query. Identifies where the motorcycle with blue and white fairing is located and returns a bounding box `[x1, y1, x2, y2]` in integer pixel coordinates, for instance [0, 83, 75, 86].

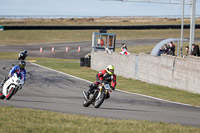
[0, 73, 24, 100]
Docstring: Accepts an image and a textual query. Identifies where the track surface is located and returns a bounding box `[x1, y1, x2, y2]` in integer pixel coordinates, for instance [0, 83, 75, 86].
[0, 60, 200, 127]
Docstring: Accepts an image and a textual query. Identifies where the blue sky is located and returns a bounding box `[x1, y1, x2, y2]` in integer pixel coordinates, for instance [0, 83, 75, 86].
[0, 0, 199, 17]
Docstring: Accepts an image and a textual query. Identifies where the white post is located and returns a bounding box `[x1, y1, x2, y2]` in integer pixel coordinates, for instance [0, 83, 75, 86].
[180, 0, 185, 57]
[189, 0, 196, 52]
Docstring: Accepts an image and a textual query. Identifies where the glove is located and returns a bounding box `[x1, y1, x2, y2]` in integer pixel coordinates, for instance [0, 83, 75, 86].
[98, 80, 103, 84]
[19, 85, 23, 90]
[111, 86, 115, 90]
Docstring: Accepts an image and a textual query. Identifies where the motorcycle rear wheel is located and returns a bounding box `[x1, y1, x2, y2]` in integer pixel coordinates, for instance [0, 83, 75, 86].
[0, 91, 5, 99]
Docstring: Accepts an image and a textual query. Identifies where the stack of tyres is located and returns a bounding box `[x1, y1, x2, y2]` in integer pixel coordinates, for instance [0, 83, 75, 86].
[80, 57, 91, 67]
[80, 58, 85, 67]
[84, 58, 90, 67]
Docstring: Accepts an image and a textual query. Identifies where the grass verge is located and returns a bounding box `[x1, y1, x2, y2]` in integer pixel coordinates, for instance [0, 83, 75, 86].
[1, 17, 200, 26]
[1, 106, 200, 133]
[0, 29, 200, 45]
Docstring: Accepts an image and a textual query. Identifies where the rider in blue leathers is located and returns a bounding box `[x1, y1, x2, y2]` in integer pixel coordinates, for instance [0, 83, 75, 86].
[1, 61, 26, 87]
[9, 60, 26, 84]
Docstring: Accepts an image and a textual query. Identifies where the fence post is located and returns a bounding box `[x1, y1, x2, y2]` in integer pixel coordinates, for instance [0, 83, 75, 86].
[134, 55, 139, 80]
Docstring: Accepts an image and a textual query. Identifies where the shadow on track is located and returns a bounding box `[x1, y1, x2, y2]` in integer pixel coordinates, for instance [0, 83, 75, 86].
[99, 107, 154, 113]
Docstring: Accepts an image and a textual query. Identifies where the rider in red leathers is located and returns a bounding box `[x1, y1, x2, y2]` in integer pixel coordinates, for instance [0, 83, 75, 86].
[84, 65, 116, 99]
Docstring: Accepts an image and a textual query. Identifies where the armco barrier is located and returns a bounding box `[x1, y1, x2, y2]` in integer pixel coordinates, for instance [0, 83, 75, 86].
[91, 51, 200, 94]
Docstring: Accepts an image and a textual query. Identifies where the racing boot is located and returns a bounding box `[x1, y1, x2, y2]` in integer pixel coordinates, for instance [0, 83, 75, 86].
[85, 84, 96, 99]
[1, 77, 8, 88]
[0, 82, 3, 88]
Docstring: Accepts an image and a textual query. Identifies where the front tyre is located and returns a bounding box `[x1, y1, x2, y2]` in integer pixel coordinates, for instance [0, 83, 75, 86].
[83, 99, 91, 107]
[6, 87, 15, 100]
[94, 93, 105, 108]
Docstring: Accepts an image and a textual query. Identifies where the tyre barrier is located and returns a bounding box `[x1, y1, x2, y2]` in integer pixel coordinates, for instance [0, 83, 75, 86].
[80, 57, 90, 67]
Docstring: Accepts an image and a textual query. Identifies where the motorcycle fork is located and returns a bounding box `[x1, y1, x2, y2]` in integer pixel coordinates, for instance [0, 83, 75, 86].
[92, 90, 98, 100]
[96, 88, 103, 99]
[105, 90, 108, 95]
[13, 86, 18, 95]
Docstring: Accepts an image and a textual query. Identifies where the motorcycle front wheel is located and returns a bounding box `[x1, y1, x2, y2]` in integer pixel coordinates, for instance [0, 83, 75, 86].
[94, 92, 105, 108]
[83, 99, 91, 107]
[6, 87, 15, 100]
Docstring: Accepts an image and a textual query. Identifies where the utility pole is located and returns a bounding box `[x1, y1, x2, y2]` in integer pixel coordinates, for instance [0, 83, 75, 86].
[189, 0, 196, 52]
[180, 0, 185, 57]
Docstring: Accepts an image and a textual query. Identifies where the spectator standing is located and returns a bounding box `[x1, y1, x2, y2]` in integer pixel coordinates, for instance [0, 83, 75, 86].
[120, 43, 129, 55]
[191, 44, 200, 57]
[167, 41, 175, 56]
[185, 46, 190, 56]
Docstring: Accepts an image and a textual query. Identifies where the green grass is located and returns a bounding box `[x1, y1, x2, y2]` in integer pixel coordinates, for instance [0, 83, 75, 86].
[1, 29, 200, 45]
[0, 30, 98, 45]
[116, 44, 155, 54]
[1, 106, 199, 133]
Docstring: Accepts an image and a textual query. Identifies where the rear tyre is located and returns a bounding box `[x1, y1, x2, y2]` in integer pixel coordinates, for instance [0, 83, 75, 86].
[6, 87, 15, 100]
[94, 93, 105, 108]
[0, 91, 5, 99]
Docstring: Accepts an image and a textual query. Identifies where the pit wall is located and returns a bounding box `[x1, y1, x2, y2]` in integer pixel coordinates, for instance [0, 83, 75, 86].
[91, 51, 200, 94]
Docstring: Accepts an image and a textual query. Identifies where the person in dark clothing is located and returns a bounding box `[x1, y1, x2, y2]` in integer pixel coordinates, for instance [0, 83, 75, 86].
[18, 50, 28, 60]
[191, 44, 200, 57]
[167, 42, 175, 56]
[185, 46, 190, 57]
[159, 44, 169, 56]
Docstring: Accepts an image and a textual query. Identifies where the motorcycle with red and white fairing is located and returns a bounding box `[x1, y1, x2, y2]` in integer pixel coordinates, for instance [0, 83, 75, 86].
[0, 73, 24, 100]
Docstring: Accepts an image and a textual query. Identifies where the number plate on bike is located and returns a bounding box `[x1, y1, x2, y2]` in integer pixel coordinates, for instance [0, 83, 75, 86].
[104, 84, 110, 90]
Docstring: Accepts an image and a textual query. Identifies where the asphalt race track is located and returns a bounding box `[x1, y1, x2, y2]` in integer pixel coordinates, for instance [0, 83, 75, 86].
[0, 60, 200, 127]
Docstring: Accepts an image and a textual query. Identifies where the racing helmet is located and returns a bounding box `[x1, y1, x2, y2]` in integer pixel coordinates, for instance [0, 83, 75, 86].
[24, 50, 28, 54]
[19, 60, 26, 69]
[106, 65, 114, 75]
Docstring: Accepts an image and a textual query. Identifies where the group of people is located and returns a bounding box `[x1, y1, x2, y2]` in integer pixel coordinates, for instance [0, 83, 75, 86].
[159, 41, 200, 57]
[159, 41, 175, 56]
[185, 44, 200, 57]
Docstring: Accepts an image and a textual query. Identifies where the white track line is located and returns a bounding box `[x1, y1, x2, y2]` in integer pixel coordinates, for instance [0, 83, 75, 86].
[31, 62, 200, 109]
